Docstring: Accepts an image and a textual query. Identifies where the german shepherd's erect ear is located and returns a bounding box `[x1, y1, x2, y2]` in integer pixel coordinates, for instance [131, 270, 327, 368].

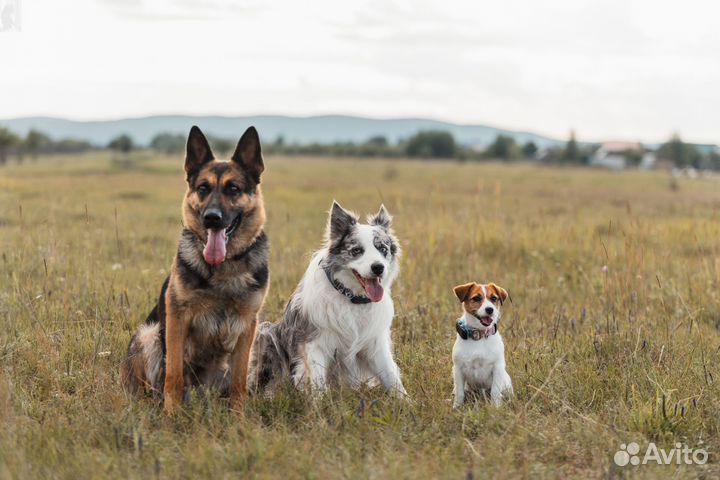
[185, 125, 214, 182]
[232, 126, 264, 186]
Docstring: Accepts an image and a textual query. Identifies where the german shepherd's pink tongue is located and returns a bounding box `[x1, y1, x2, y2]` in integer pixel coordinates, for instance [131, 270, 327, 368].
[203, 229, 227, 265]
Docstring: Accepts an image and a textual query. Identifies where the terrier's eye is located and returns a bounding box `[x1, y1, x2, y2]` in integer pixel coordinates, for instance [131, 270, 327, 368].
[351, 247, 364, 257]
[491, 296, 498, 302]
[472, 295, 483, 302]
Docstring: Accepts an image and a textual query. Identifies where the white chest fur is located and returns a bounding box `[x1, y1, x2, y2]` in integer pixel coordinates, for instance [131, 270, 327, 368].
[452, 334, 505, 388]
[291, 251, 405, 395]
[452, 331, 513, 407]
[302, 254, 394, 359]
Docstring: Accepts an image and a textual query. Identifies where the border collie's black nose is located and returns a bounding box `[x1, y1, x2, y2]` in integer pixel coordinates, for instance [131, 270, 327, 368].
[371, 263, 385, 276]
[485, 306, 494, 315]
[203, 209, 223, 229]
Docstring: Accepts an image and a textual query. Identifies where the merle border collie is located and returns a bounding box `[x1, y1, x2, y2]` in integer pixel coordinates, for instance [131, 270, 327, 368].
[248, 201, 407, 397]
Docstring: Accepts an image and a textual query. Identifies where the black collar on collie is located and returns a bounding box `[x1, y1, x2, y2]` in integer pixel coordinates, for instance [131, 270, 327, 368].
[322, 264, 371, 304]
[456, 318, 497, 340]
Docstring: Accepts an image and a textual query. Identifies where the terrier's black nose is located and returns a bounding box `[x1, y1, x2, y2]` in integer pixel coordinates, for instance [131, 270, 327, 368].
[485, 306, 494, 315]
[203, 209, 223, 228]
[371, 263, 385, 276]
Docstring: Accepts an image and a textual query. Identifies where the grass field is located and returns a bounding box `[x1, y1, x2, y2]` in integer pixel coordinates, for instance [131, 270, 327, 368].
[1, 152, 719, 479]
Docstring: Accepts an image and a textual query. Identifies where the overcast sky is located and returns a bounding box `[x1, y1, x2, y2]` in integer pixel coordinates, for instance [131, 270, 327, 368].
[1, 0, 718, 143]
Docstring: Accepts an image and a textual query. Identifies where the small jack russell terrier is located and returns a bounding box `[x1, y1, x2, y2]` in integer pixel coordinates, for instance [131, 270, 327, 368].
[451, 282, 513, 407]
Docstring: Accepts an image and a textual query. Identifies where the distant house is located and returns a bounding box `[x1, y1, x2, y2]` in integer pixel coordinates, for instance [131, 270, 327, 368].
[639, 151, 657, 170]
[590, 141, 655, 170]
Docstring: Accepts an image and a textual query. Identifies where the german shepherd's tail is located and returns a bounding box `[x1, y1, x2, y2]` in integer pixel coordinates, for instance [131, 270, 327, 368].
[247, 321, 284, 395]
[120, 306, 165, 396]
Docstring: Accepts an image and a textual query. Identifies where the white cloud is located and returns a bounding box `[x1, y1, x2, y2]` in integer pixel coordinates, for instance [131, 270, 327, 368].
[0, 0, 718, 143]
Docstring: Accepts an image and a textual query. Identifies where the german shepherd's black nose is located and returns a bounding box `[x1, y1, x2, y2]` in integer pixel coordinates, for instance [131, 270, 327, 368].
[371, 263, 384, 276]
[203, 209, 223, 229]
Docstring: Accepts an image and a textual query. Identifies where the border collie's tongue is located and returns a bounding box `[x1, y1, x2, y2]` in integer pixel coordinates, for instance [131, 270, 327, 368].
[203, 229, 227, 265]
[361, 277, 384, 302]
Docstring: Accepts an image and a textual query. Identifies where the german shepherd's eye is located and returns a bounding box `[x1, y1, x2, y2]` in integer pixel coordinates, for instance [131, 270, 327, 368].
[471, 295, 483, 302]
[225, 183, 241, 196]
[196, 183, 211, 196]
[350, 247, 364, 257]
[490, 295, 498, 302]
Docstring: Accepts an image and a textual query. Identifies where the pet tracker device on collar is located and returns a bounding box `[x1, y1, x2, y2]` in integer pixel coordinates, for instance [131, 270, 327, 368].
[456, 318, 497, 340]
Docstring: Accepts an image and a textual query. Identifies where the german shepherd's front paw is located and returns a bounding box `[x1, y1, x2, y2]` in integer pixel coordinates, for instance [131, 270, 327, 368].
[229, 392, 247, 412]
[163, 397, 179, 414]
[163, 386, 183, 414]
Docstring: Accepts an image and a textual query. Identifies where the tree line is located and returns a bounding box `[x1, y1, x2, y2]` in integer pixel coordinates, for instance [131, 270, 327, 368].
[0, 127, 93, 164]
[146, 130, 510, 160]
[1, 126, 718, 170]
[480, 130, 719, 169]
[145, 130, 465, 159]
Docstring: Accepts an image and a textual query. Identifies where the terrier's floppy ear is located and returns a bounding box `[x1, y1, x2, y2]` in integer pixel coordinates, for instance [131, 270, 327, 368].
[488, 283, 509, 305]
[185, 126, 214, 182]
[328, 200, 357, 242]
[232, 126, 264, 185]
[369, 204, 392, 229]
[453, 283, 475, 303]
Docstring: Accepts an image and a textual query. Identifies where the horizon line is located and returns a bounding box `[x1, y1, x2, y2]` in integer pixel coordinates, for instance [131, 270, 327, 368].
[1, 112, 716, 146]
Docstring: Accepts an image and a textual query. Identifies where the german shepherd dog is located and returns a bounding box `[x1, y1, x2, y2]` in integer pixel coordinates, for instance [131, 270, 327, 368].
[121, 126, 269, 412]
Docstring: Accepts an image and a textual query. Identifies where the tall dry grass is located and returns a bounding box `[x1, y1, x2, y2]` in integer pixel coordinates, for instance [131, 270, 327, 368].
[0, 152, 718, 478]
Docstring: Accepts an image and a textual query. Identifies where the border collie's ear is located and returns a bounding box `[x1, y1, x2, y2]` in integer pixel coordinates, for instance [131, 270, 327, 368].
[328, 201, 357, 242]
[488, 283, 509, 305]
[453, 283, 475, 303]
[185, 126, 214, 182]
[369, 204, 392, 229]
[232, 126, 264, 185]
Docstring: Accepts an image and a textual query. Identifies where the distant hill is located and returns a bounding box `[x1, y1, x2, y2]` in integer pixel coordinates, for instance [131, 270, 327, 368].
[0, 115, 561, 148]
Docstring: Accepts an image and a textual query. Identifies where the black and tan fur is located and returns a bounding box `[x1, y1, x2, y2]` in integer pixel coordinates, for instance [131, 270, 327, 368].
[121, 126, 269, 412]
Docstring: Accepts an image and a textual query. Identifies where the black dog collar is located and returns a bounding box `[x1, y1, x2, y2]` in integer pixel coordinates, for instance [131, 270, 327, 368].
[322, 263, 371, 304]
[456, 318, 497, 340]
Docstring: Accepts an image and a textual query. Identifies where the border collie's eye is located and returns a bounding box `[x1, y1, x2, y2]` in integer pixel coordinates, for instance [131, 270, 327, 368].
[197, 184, 210, 195]
[351, 247, 364, 257]
[378, 245, 388, 256]
[472, 295, 483, 302]
[491, 295, 498, 302]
